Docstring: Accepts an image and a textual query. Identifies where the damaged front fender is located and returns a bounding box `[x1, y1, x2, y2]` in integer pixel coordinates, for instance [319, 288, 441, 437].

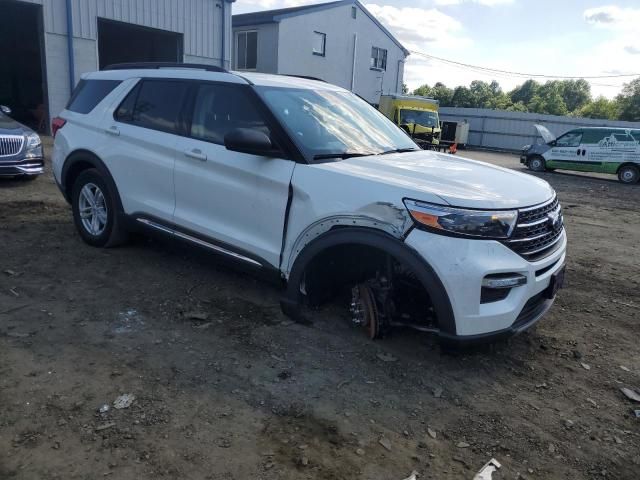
[282, 201, 412, 278]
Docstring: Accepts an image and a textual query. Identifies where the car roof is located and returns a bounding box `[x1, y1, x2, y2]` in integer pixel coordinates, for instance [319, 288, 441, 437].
[83, 68, 344, 91]
[576, 127, 640, 132]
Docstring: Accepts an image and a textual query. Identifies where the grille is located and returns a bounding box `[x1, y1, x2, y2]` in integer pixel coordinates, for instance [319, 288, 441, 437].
[503, 196, 564, 261]
[0, 135, 24, 157]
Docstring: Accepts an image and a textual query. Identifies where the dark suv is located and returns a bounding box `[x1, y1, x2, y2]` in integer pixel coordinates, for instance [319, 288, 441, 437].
[0, 105, 44, 179]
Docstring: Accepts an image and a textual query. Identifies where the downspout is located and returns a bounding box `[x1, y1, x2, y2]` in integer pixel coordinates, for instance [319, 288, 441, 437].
[350, 33, 357, 92]
[221, 0, 226, 69]
[396, 59, 404, 93]
[65, 0, 75, 91]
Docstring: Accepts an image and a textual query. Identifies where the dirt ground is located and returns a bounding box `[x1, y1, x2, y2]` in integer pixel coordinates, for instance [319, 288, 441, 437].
[1, 141, 639, 480]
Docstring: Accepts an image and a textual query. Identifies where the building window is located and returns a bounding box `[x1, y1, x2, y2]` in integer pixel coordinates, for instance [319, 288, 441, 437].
[371, 47, 387, 70]
[351, 6, 357, 18]
[236, 31, 257, 70]
[313, 31, 326, 56]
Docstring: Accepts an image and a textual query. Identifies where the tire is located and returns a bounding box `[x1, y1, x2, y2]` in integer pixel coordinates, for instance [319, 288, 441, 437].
[71, 168, 128, 247]
[617, 165, 640, 184]
[528, 156, 546, 172]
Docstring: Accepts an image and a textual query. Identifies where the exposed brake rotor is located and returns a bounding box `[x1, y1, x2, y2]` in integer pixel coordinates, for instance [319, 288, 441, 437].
[350, 283, 382, 339]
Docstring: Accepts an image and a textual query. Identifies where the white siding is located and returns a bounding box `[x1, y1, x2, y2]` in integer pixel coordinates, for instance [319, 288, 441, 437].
[12, 0, 231, 125]
[275, 3, 406, 103]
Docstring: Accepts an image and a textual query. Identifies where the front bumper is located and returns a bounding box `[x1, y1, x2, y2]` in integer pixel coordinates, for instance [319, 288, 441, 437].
[405, 227, 567, 342]
[0, 157, 44, 176]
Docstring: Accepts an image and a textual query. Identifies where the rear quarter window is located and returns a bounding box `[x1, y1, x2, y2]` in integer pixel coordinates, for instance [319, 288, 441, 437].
[67, 79, 122, 114]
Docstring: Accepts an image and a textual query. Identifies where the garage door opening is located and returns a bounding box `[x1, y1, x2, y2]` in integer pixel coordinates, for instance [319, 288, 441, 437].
[0, 0, 48, 132]
[98, 19, 183, 69]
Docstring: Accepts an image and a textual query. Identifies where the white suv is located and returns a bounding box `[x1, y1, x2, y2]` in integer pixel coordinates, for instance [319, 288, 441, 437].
[52, 63, 567, 344]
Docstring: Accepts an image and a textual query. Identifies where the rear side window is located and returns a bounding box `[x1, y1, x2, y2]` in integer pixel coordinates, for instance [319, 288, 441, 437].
[67, 79, 121, 114]
[116, 80, 189, 134]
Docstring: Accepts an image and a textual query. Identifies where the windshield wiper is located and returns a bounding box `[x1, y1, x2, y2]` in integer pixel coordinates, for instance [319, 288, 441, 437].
[379, 147, 421, 155]
[313, 152, 376, 160]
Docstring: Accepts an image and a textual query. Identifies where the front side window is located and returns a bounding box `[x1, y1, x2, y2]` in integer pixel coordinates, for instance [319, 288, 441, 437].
[313, 31, 326, 56]
[118, 80, 189, 134]
[555, 131, 583, 147]
[67, 79, 121, 114]
[190, 83, 271, 145]
[236, 31, 258, 70]
[256, 87, 417, 162]
[371, 47, 387, 70]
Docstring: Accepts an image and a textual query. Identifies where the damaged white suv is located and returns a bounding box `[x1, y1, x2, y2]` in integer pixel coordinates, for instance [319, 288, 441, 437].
[52, 63, 566, 344]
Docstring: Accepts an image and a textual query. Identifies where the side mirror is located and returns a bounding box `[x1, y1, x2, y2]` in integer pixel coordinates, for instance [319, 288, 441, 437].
[224, 128, 275, 156]
[549, 140, 556, 147]
[0, 105, 11, 115]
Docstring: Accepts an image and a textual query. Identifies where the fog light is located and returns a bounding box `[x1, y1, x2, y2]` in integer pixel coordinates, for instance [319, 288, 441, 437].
[482, 274, 527, 289]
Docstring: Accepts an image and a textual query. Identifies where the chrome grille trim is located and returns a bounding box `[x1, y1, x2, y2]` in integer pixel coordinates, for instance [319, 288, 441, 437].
[0, 135, 24, 157]
[502, 195, 564, 261]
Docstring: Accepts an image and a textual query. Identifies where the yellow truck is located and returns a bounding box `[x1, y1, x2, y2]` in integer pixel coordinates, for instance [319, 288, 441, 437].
[378, 94, 441, 147]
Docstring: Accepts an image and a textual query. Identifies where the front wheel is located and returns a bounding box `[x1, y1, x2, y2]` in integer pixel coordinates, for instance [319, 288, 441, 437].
[618, 165, 639, 184]
[528, 156, 546, 172]
[71, 168, 128, 247]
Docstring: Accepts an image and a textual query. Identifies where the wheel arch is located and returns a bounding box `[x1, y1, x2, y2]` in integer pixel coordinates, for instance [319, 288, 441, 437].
[61, 150, 124, 213]
[616, 162, 640, 174]
[280, 226, 457, 335]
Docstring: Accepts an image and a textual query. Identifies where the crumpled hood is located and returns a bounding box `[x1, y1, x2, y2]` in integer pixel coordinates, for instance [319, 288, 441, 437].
[317, 150, 555, 209]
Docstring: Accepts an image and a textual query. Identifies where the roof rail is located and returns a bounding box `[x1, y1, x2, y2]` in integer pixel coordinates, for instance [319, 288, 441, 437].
[103, 62, 227, 73]
[282, 74, 326, 83]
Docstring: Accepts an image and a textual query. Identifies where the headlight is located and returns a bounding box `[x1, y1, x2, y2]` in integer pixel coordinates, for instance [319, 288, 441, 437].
[522, 144, 531, 151]
[25, 132, 43, 158]
[26, 132, 41, 149]
[404, 199, 518, 239]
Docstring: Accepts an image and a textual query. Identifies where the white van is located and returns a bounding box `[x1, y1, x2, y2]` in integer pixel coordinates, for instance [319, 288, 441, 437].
[521, 125, 640, 184]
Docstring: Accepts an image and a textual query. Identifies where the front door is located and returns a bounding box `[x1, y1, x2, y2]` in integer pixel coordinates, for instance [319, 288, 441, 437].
[545, 130, 584, 170]
[173, 82, 295, 269]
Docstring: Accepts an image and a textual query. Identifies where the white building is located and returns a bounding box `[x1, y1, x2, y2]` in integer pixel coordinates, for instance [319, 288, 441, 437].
[232, 0, 409, 104]
[0, 0, 235, 132]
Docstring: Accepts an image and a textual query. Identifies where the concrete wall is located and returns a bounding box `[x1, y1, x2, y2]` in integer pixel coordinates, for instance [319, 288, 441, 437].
[277, 3, 406, 103]
[440, 107, 640, 152]
[15, 0, 232, 126]
[232, 23, 279, 73]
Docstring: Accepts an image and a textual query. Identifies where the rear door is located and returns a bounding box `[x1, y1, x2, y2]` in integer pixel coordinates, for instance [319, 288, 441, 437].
[108, 78, 190, 222]
[173, 82, 296, 269]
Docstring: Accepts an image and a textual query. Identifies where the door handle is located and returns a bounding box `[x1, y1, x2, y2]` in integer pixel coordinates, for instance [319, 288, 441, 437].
[106, 126, 120, 136]
[184, 149, 207, 162]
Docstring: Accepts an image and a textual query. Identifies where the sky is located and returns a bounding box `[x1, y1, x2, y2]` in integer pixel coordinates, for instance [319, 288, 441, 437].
[233, 0, 640, 98]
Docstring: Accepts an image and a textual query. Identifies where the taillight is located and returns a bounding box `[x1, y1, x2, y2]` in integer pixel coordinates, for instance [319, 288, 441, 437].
[51, 117, 67, 138]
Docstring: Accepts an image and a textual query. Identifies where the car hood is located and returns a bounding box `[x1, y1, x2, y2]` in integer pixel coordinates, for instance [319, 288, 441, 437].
[0, 112, 28, 134]
[534, 124, 556, 144]
[317, 150, 555, 209]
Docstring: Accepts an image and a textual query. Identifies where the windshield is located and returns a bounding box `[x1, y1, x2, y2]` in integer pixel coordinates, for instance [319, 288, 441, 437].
[255, 87, 417, 162]
[400, 109, 439, 128]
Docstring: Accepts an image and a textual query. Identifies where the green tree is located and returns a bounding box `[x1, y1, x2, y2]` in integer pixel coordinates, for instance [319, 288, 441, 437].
[561, 79, 592, 112]
[528, 82, 569, 115]
[616, 77, 640, 122]
[430, 82, 454, 106]
[450, 86, 474, 108]
[509, 80, 539, 105]
[412, 84, 432, 97]
[578, 96, 619, 120]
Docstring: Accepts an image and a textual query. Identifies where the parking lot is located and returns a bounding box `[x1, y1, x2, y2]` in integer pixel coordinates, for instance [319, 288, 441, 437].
[1, 141, 639, 479]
